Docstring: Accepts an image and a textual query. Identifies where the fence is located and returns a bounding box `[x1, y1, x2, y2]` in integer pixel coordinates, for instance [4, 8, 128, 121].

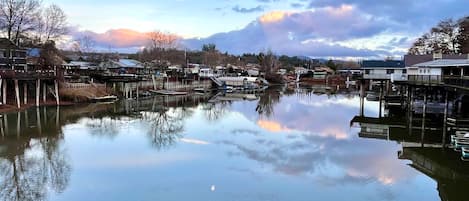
[407, 75, 442, 85]
[62, 82, 106, 89]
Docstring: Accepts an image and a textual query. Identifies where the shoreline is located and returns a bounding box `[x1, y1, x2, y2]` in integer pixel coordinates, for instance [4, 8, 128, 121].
[0, 101, 76, 114]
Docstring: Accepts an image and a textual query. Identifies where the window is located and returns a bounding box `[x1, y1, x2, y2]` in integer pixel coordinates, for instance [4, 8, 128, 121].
[365, 69, 370, 75]
[402, 69, 407, 74]
[386, 69, 394, 74]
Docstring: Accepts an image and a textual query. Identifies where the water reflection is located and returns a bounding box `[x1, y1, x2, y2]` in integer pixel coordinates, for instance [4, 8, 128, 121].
[0, 86, 466, 201]
[0, 108, 70, 201]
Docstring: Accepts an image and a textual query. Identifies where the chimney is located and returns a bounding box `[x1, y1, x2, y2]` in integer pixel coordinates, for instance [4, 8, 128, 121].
[433, 51, 442, 60]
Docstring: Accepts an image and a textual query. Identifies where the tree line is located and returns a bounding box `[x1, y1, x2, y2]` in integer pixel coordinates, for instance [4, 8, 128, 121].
[409, 16, 469, 55]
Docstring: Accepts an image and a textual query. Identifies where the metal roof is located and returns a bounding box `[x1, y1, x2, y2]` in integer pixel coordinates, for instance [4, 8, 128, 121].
[361, 60, 405, 69]
[412, 59, 469, 67]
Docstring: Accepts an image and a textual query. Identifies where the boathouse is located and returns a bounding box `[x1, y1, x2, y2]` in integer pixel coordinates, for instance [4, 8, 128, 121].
[100, 59, 144, 75]
[0, 38, 60, 108]
[407, 57, 469, 88]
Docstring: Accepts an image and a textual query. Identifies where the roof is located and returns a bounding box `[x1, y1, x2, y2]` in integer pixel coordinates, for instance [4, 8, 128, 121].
[109, 59, 143, 68]
[405, 54, 469, 66]
[361, 60, 404, 69]
[0, 38, 22, 50]
[27, 48, 41, 57]
[412, 59, 469, 68]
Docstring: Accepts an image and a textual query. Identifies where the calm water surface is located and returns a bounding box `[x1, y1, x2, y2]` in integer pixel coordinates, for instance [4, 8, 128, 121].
[0, 87, 466, 201]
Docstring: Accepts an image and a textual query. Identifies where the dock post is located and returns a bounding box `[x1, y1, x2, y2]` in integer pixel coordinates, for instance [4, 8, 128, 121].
[136, 82, 139, 100]
[421, 88, 427, 147]
[23, 82, 27, 105]
[54, 80, 60, 106]
[0, 116, 3, 138]
[130, 83, 133, 98]
[152, 75, 157, 90]
[379, 81, 383, 118]
[0, 79, 2, 104]
[36, 107, 42, 135]
[359, 81, 365, 116]
[2, 80, 6, 105]
[43, 83, 47, 102]
[14, 80, 20, 108]
[122, 83, 125, 98]
[16, 111, 20, 137]
[36, 79, 40, 106]
[442, 90, 449, 147]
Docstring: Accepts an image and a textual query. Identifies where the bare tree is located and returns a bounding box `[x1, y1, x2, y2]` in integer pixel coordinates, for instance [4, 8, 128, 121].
[72, 34, 95, 53]
[0, 0, 40, 45]
[147, 30, 178, 50]
[36, 4, 67, 43]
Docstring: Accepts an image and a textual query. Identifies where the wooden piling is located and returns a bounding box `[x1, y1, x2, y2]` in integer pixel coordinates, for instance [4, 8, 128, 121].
[2, 79, 5, 104]
[136, 82, 139, 100]
[16, 111, 20, 137]
[36, 107, 42, 135]
[54, 80, 59, 106]
[36, 79, 40, 106]
[23, 82, 27, 105]
[43, 83, 47, 102]
[14, 80, 20, 108]
[152, 75, 157, 90]
[0, 79, 2, 105]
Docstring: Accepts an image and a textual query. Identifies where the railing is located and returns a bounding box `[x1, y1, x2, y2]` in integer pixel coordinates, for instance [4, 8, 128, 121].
[63, 82, 106, 89]
[0, 69, 57, 79]
[407, 75, 442, 85]
[363, 74, 407, 81]
[443, 76, 469, 89]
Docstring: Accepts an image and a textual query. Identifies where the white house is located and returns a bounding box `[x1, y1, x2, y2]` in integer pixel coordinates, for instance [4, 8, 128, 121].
[361, 60, 407, 82]
[407, 58, 469, 84]
[199, 67, 215, 77]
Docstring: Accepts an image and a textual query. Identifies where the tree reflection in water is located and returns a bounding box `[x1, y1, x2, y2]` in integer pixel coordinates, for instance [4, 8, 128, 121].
[0, 110, 70, 201]
[202, 101, 231, 122]
[141, 108, 186, 150]
[85, 117, 122, 139]
[256, 88, 281, 118]
[83, 97, 199, 150]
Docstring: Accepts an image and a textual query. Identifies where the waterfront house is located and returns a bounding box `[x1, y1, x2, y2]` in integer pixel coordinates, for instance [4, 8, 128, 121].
[63, 61, 100, 82]
[0, 38, 27, 71]
[361, 60, 407, 82]
[407, 56, 469, 87]
[100, 59, 144, 75]
[199, 66, 214, 77]
[247, 67, 260, 77]
[185, 63, 200, 75]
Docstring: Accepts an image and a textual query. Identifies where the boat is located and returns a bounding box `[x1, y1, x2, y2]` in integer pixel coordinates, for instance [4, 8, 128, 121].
[462, 147, 469, 161]
[150, 90, 188, 95]
[366, 93, 379, 101]
[90, 95, 118, 102]
[193, 88, 213, 93]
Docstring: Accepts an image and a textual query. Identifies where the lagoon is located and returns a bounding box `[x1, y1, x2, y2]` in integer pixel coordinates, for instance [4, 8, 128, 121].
[0, 86, 465, 201]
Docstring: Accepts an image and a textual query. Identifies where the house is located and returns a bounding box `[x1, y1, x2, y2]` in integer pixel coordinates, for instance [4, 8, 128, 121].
[361, 60, 406, 82]
[247, 68, 260, 77]
[404, 53, 469, 67]
[0, 38, 27, 70]
[185, 63, 200, 74]
[63, 61, 100, 78]
[408, 57, 469, 86]
[100, 59, 144, 75]
[199, 67, 214, 77]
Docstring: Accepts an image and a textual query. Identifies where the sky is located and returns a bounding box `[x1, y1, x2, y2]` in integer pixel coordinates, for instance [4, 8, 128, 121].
[46, 0, 469, 59]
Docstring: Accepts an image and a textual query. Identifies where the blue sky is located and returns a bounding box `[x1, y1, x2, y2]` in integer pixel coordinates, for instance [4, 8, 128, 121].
[46, 0, 469, 58]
